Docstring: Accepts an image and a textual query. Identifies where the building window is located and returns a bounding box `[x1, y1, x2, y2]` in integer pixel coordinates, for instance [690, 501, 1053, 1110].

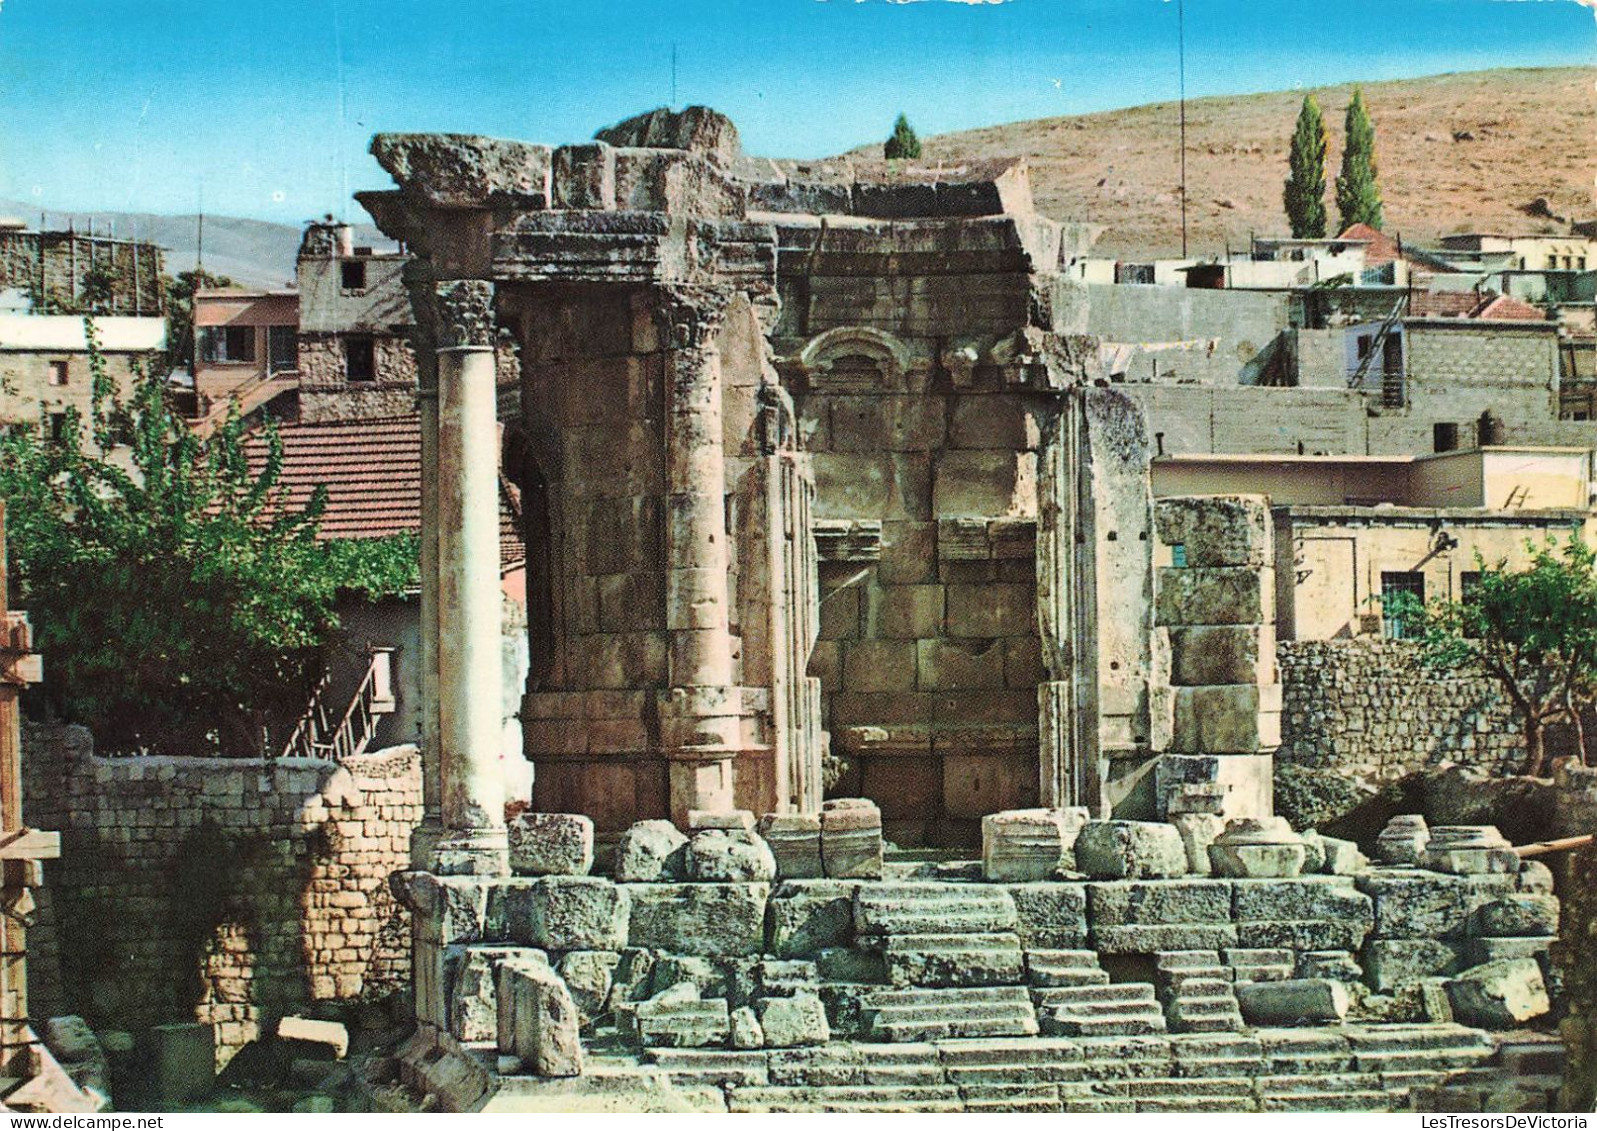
[199, 326, 256, 364]
[345, 336, 375, 382]
[47, 360, 68, 387]
[47, 412, 67, 443]
[1548, 255, 1559, 270]
[1581, 258, 1588, 271]
[267, 325, 297, 373]
[1381, 571, 1426, 639]
[341, 260, 367, 292]
[1433, 422, 1459, 453]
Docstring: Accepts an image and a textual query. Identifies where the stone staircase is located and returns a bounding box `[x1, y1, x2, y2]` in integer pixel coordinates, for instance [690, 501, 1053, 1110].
[1022, 946, 1167, 1037]
[860, 985, 1038, 1042]
[1154, 950, 1244, 1033]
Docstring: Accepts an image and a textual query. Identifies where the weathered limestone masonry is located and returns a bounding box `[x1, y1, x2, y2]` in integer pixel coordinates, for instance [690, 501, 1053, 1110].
[361, 106, 1163, 845]
[0, 228, 164, 316]
[22, 724, 421, 1067]
[384, 812, 1565, 1113]
[1278, 640, 1525, 782]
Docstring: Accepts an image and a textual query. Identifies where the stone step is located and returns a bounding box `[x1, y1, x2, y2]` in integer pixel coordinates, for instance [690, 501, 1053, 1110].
[1138, 1097, 1257, 1113]
[1127, 1076, 1255, 1098]
[1163, 976, 1234, 999]
[943, 1062, 1086, 1087]
[935, 1037, 1086, 1067]
[862, 985, 1038, 1043]
[1033, 982, 1161, 1008]
[1224, 948, 1295, 982]
[1342, 1024, 1495, 1054]
[854, 884, 1017, 936]
[728, 1085, 964, 1113]
[1155, 950, 1225, 972]
[1027, 950, 1110, 988]
[882, 933, 1025, 988]
[1166, 994, 1244, 1034]
[1260, 1091, 1397, 1113]
[1043, 1011, 1168, 1038]
[1257, 1072, 1387, 1095]
[644, 1049, 769, 1088]
[1174, 1056, 1270, 1077]
[959, 1083, 1061, 1112]
[1353, 1048, 1496, 1074]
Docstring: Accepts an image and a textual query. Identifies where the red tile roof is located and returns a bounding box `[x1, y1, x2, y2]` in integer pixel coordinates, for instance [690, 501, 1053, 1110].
[242, 414, 525, 573]
[1337, 222, 1401, 266]
[1469, 294, 1548, 322]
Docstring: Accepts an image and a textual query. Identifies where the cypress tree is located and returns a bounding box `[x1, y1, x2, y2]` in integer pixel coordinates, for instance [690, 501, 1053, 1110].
[1335, 88, 1384, 231]
[883, 113, 922, 160]
[1283, 95, 1329, 238]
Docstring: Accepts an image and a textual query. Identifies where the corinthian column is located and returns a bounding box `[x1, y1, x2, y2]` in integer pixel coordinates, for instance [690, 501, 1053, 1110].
[430, 279, 508, 876]
[656, 286, 740, 823]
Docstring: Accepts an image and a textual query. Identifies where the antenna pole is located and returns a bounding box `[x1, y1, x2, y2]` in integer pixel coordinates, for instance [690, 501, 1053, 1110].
[671, 43, 678, 109]
[1178, 0, 1188, 258]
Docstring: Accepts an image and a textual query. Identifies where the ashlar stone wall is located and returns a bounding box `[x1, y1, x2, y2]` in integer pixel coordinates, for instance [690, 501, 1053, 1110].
[23, 723, 421, 1065]
[1277, 639, 1525, 781]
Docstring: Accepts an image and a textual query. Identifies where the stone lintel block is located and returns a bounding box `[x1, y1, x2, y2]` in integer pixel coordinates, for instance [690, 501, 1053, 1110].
[625, 882, 771, 956]
[508, 812, 595, 877]
[1167, 625, 1275, 687]
[932, 450, 1038, 519]
[1471, 894, 1560, 938]
[1074, 821, 1189, 880]
[1156, 567, 1272, 628]
[759, 814, 824, 880]
[1236, 978, 1349, 1026]
[1155, 496, 1272, 568]
[1356, 870, 1518, 940]
[821, 799, 884, 879]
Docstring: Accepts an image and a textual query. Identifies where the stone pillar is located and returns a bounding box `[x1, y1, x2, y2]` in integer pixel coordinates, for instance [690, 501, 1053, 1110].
[431, 279, 508, 876]
[410, 352, 444, 867]
[657, 286, 739, 822]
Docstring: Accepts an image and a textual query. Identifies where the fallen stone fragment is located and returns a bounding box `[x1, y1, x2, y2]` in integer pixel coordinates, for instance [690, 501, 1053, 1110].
[508, 812, 595, 877]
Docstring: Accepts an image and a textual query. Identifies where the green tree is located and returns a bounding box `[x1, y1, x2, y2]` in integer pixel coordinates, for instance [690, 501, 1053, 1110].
[163, 268, 233, 374]
[883, 113, 922, 160]
[1283, 95, 1329, 239]
[1335, 88, 1384, 232]
[0, 321, 417, 755]
[1400, 531, 1597, 776]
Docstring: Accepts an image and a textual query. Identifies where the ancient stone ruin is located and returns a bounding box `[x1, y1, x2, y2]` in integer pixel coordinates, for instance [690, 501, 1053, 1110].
[352, 108, 1568, 1112]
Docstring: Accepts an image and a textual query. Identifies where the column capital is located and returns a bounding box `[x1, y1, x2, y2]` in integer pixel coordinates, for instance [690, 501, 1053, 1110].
[654, 285, 733, 351]
[434, 279, 497, 350]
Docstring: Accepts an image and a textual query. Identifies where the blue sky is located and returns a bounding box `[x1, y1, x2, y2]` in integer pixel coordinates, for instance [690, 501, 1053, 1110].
[1, 0, 1592, 224]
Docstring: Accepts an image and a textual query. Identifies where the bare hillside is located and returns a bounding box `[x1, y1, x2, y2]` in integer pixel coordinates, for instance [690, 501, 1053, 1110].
[846, 68, 1597, 259]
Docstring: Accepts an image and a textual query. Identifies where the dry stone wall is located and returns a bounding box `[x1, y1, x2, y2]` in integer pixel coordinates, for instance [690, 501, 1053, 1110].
[23, 723, 421, 1065]
[1277, 639, 1525, 781]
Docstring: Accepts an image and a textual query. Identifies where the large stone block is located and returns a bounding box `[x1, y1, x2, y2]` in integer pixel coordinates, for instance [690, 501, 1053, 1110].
[627, 883, 771, 956]
[508, 812, 594, 877]
[945, 583, 1036, 639]
[1007, 883, 1089, 949]
[1236, 979, 1349, 1026]
[1074, 821, 1189, 880]
[449, 945, 546, 1042]
[616, 984, 731, 1048]
[1363, 939, 1460, 992]
[559, 951, 622, 1029]
[490, 877, 631, 951]
[1445, 959, 1550, 1029]
[614, 820, 690, 883]
[932, 450, 1038, 518]
[881, 933, 1025, 988]
[1357, 871, 1517, 940]
[1375, 816, 1429, 866]
[756, 992, 831, 1048]
[1232, 875, 1373, 924]
[1155, 496, 1272, 568]
[1088, 878, 1232, 926]
[821, 799, 884, 879]
[150, 1023, 215, 1108]
[1093, 923, 1240, 953]
[981, 808, 1088, 882]
[1422, 826, 1520, 876]
[766, 880, 859, 958]
[1167, 625, 1274, 687]
[1207, 818, 1306, 879]
[1472, 894, 1560, 938]
[1156, 567, 1271, 627]
[1157, 754, 1274, 820]
[686, 829, 778, 883]
[497, 958, 583, 1077]
[759, 814, 824, 880]
[1172, 685, 1281, 755]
